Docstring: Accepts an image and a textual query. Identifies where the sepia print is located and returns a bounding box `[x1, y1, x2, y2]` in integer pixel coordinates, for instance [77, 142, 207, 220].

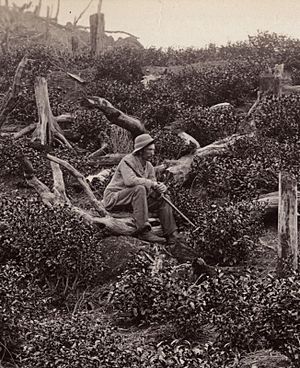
[0, 1, 299, 367]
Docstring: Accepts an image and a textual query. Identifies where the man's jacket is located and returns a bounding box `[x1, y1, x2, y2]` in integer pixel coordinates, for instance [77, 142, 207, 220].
[103, 153, 156, 209]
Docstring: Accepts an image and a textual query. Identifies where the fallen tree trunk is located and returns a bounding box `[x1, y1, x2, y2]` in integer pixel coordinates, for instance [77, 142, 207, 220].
[165, 133, 253, 182]
[258, 191, 300, 213]
[86, 96, 146, 137]
[21, 154, 143, 235]
[0, 57, 29, 130]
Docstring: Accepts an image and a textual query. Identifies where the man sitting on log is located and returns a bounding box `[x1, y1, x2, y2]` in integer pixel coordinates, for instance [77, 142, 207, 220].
[103, 133, 182, 244]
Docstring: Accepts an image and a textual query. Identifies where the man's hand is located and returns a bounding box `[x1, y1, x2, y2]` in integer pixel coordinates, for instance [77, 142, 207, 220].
[153, 182, 167, 194]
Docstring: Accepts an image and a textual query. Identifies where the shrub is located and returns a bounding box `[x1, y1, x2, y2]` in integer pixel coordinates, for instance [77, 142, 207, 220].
[254, 94, 300, 143]
[189, 136, 280, 201]
[188, 201, 263, 265]
[152, 129, 197, 164]
[0, 263, 48, 363]
[0, 196, 106, 292]
[111, 253, 208, 339]
[258, 274, 300, 366]
[166, 181, 263, 265]
[18, 310, 233, 368]
[95, 47, 144, 83]
[0, 136, 105, 193]
[19, 312, 119, 368]
[177, 105, 240, 147]
[189, 134, 300, 203]
[72, 109, 112, 151]
[204, 271, 300, 367]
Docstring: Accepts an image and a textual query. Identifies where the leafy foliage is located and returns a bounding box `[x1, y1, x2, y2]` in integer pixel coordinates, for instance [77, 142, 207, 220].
[0, 196, 106, 291]
[2, 31, 300, 368]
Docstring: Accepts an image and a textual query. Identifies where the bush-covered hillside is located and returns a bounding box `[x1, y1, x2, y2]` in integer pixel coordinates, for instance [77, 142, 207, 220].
[0, 32, 299, 367]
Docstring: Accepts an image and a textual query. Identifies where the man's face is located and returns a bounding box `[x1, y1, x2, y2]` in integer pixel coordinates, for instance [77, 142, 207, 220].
[141, 143, 155, 161]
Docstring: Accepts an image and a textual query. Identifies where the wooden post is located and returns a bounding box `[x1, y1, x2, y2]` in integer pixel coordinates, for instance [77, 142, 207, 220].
[34, 0, 42, 16]
[277, 172, 298, 276]
[45, 6, 50, 42]
[89, 12, 105, 55]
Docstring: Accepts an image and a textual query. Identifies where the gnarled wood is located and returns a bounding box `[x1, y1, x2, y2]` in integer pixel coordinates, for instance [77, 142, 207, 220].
[47, 154, 108, 217]
[258, 191, 300, 212]
[13, 123, 36, 139]
[87, 142, 109, 159]
[56, 114, 74, 123]
[166, 133, 252, 182]
[21, 155, 144, 235]
[86, 168, 112, 184]
[87, 96, 146, 137]
[32, 77, 72, 149]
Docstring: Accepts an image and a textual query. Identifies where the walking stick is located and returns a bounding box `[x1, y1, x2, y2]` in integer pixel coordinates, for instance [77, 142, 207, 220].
[160, 194, 198, 229]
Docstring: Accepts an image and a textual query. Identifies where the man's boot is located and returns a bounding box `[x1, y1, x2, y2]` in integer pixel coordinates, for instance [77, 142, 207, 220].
[137, 230, 166, 243]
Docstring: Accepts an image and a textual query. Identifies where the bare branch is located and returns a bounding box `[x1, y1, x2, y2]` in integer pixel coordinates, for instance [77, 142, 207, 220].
[47, 154, 108, 217]
[74, 0, 94, 26]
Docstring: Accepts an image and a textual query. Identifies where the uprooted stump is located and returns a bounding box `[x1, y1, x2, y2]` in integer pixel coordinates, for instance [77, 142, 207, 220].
[11, 77, 74, 149]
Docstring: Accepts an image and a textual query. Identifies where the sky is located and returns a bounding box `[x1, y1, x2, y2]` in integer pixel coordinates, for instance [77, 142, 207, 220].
[6, 0, 300, 48]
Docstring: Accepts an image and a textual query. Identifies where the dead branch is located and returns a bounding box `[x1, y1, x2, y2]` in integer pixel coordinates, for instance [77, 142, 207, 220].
[74, 0, 94, 26]
[105, 30, 139, 39]
[87, 142, 109, 159]
[22, 155, 141, 235]
[20, 156, 58, 207]
[86, 168, 112, 183]
[34, 0, 42, 16]
[47, 154, 108, 217]
[13, 123, 36, 139]
[86, 96, 146, 137]
[91, 153, 126, 166]
[258, 191, 300, 213]
[166, 133, 254, 182]
[56, 114, 74, 123]
[247, 91, 261, 116]
[51, 161, 70, 205]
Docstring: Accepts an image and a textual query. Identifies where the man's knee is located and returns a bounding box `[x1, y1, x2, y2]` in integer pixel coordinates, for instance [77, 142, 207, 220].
[134, 185, 147, 196]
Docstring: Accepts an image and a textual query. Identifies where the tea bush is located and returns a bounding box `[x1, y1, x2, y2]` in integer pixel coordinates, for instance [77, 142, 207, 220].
[111, 253, 209, 339]
[206, 271, 300, 367]
[0, 262, 49, 363]
[0, 196, 106, 292]
[167, 181, 264, 265]
[189, 134, 300, 203]
[254, 94, 300, 143]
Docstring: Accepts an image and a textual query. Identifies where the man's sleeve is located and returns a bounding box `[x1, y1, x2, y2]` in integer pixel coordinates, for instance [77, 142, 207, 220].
[120, 160, 154, 190]
[147, 163, 157, 182]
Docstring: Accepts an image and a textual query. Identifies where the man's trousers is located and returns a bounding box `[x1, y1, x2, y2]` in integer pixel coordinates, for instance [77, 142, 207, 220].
[105, 185, 177, 236]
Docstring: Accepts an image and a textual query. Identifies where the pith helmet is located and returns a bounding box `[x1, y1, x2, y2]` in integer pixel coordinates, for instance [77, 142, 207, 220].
[132, 133, 154, 154]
